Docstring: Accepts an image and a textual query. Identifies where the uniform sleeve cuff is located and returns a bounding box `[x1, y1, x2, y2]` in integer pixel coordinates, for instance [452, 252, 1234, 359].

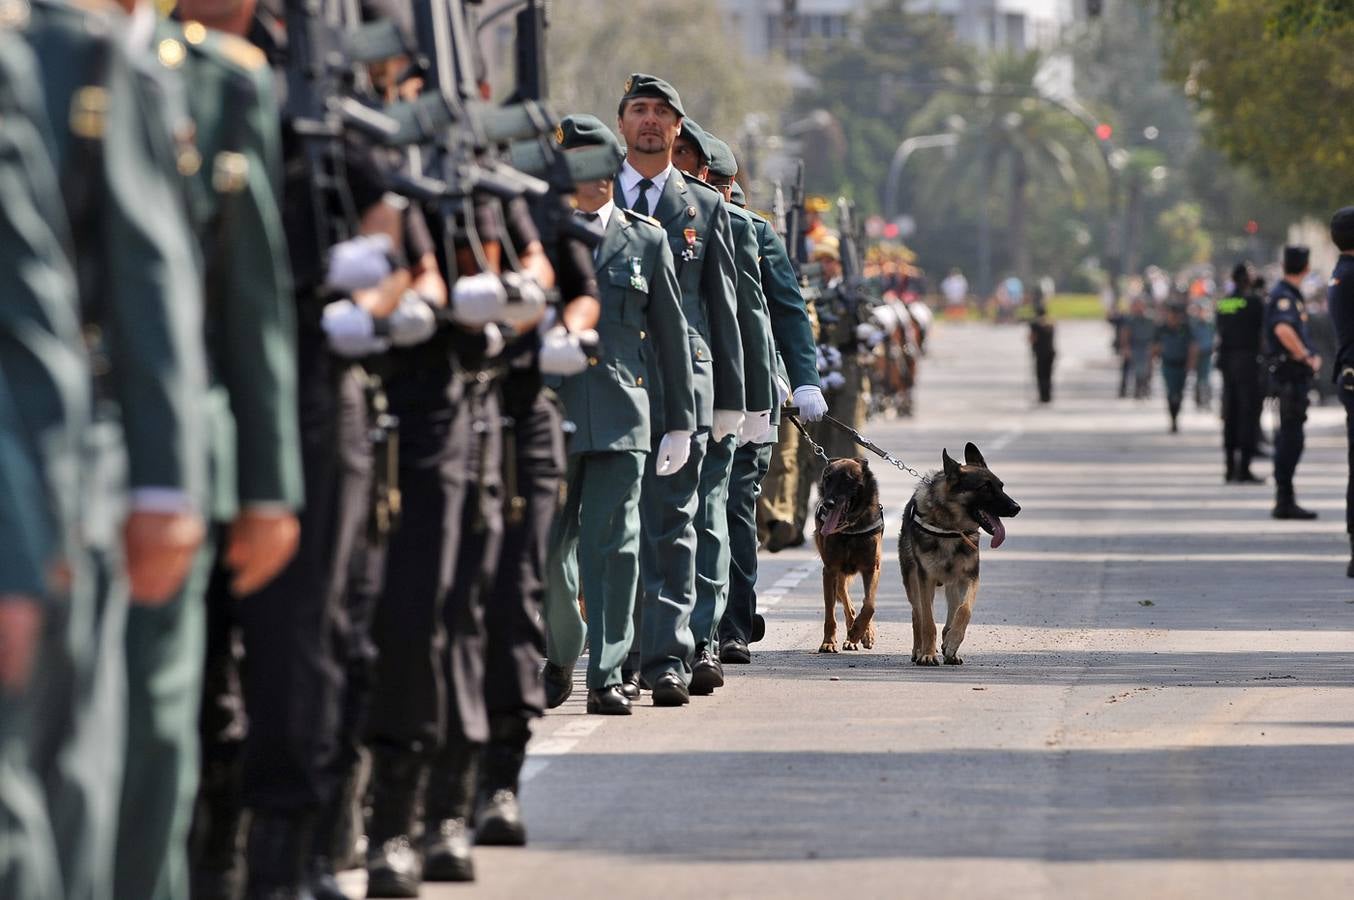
[128, 488, 196, 515]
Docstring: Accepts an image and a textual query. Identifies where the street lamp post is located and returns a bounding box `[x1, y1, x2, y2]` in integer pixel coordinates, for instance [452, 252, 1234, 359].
[882, 132, 960, 222]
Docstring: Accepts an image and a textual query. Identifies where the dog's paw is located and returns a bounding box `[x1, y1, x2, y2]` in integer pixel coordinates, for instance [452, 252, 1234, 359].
[818, 640, 838, 654]
[914, 652, 940, 666]
[943, 654, 964, 665]
[841, 639, 858, 651]
[861, 623, 877, 650]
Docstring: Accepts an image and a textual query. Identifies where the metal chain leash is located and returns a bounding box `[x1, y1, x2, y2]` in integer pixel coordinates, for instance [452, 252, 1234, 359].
[783, 411, 931, 484]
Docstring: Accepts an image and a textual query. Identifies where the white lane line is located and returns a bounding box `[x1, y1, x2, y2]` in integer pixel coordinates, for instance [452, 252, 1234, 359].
[986, 427, 1024, 453]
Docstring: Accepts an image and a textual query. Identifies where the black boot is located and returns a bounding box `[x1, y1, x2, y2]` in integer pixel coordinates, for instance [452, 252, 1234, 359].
[190, 758, 250, 900]
[1234, 454, 1264, 484]
[1272, 483, 1318, 520]
[1224, 451, 1236, 484]
[475, 715, 530, 847]
[244, 812, 315, 900]
[542, 661, 573, 709]
[364, 746, 426, 898]
[421, 741, 478, 882]
[308, 758, 365, 900]
[1347, 535, 1354, 578]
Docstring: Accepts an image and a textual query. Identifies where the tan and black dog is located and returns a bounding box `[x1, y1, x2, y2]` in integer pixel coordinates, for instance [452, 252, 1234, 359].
[814, 458, 885, 653]
[899, 443, 1020, 665]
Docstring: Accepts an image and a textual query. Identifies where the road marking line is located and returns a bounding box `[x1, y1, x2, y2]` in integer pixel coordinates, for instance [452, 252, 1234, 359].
[986, 427, 1024, 453]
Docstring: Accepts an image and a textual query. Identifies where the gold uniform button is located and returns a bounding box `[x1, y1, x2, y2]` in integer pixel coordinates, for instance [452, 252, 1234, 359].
[636, 376, 644, 386]
[639, 330, 647, 339]
[588, 358, 599, 367]
[157, 38, 186, 69]
[184, 21, 208, 44]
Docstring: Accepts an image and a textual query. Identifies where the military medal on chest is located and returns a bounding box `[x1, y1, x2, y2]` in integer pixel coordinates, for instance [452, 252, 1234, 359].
[682, 227, 698, 262]
[629, 256, 645, 291]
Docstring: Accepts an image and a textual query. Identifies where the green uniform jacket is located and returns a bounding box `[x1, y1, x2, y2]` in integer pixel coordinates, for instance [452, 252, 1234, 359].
[0, 32, 88, 601]
[725, 202, 776, 416]
[749, 212, 819, 391]
[559, 206, 696, 453]
[157, 19, 302, 518]
[25, 0, 207, 501]
[619, 166, 744, 427]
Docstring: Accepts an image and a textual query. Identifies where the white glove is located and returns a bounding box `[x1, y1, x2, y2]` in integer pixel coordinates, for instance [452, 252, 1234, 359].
[855, 322, 885, 347]
[321, 299, 388, 358]
[498, 271, 549, 329]
[387, 291, 437, 347]
[774, 374, 791, 407]
[482, 322, 506, 359]
[792, 385, 829, 422]
[450, 272, 509, 329]
[821, 371, 845, 391]
[711, 409, 744, 441]
[326, 234, 393, 293]
[538, 325, 597, 377]
[870, 305, 899, 333]
[654, 430, 692, 476]
[738, 410, 772, 446]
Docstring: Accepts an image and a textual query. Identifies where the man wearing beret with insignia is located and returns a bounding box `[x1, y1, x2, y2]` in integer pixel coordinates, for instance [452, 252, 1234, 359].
[615, 74, 744, 706]
[698, 132, 827, 667]
[1265, 245, 1320, 519]
[669, 121, 774, 694]
[542, 114, 696, 716]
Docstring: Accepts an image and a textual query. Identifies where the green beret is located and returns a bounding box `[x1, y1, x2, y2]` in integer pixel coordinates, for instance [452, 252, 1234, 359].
[620, 72, 685, 118]
[703, 134, 738, 178]
[729, 181, 746, 206]
[556, 113, 622, 158]
[678, 117, 714, 163]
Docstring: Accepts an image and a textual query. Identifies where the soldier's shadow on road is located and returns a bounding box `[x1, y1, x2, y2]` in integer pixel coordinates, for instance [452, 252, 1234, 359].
[525, 743, 1354, 861]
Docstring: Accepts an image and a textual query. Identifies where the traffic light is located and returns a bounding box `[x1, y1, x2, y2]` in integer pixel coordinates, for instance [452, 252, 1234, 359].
[1245, 220, 1259, 235]
[1095, 123, 1113, 141]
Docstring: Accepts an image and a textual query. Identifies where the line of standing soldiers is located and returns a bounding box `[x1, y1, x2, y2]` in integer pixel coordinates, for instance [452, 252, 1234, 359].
[0, 2, 856, 899]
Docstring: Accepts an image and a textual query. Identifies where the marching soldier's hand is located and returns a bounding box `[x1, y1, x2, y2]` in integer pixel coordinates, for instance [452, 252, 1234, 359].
[539, 325, 598, 376]
[792, 385, 829, 422]
[322, 300, 390, 358]
[326, 233, 394, 293]
[125, 510, 206, 606]
[225, 509, 301, 597]
[450, 272, 509, 329]
[499, 271, 549, 330]
[0, 597, 42, 694]
[712, 409, 745, 442]
[387, 291, 438, 347]
[655, 430, 693, 477]
[774, 375, 792, 408]
[738, 410, 772, 446]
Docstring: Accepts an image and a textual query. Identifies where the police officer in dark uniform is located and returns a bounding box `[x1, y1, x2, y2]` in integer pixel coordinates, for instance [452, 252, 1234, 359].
[1325, 207, 1354, 575]
[1265, 246, 1320, 520]
[1028, 290, 1056, 404]
[1217, 261, 1266, 484]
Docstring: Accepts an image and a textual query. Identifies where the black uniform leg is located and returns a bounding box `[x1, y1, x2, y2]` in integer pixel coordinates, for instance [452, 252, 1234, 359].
[1035, 352, 1054, 403]
[1341, 389, 1354, 538]
[1273, 379, 1315, 518]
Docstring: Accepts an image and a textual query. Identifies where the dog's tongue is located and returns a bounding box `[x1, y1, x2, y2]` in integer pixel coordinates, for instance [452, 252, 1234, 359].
[821, 505, 846, 536]
[989, 516, 1007, 549]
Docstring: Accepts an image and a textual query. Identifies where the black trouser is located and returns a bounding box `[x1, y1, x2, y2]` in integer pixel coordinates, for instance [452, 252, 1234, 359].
[1034, 351, 1054, 403]
[483, 385, 563, 721]
[1273, 377, 1311, 488]
[197, 328, 366, 815]
[1220, 351, 1261, 458]
[366, 369, 499, 753]
[1340, 382, 1354, 533]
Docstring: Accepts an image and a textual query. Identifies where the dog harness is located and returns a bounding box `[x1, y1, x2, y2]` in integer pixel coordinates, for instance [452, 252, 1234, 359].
[838, 504, 886, 536]
[905, 500, 979, 549]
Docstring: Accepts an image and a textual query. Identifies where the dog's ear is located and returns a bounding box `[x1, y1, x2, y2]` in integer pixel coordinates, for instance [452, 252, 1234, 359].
[964, 442, 988, 469]
[942, 448, 961, 480]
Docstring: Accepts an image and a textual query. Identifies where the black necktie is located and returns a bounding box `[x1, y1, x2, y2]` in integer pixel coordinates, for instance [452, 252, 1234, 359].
[631, 178, 654, 216]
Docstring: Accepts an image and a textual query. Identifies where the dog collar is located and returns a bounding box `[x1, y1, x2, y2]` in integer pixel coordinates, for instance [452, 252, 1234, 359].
[910, 511, 979, 550]
[838, 504, 886, 536]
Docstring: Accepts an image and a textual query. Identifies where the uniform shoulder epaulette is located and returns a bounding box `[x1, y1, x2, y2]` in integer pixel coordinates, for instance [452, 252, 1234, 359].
[622, 208, 661, 229]
[684, 174, 721, 195]
[176, 20, 265, 73]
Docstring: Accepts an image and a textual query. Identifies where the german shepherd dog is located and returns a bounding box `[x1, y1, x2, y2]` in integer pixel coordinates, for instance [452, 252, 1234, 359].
[899, 443, 1020, 665]
[814, 458, 885, 653]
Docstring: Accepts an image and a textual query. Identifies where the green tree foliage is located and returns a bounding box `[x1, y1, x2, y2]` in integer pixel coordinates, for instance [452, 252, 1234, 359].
[1162, 0, 1354, 209]
[545, 0, 788, 152]
[795, 0, 973, 205]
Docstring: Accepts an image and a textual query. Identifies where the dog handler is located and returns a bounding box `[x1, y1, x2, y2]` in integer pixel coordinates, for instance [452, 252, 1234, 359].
[1326, 208, 1354, 575]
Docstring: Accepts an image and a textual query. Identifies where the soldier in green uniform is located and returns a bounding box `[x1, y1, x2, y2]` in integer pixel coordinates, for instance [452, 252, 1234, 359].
[112, 3, 304, 898]
[704, 145, 826, 666]
[541, 114, 696, 716]
[22, 2, 211, 898]
[668, 122, 774, 695]
[0, 27, 89, 899]
[614, 74, 744, 706]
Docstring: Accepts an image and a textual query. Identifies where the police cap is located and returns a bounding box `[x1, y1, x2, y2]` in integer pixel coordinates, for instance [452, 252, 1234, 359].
[677, 117, 714, 164]
[557, 113, 622, 158]
[1331, 207, 1354, 252]
[1282, 245, 1310, 275]
[702, 134, 738, 179]
[618, 73, 685, 118]
[729, 181, 746, 206]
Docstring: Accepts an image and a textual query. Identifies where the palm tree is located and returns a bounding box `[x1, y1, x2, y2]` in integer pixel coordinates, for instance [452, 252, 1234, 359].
[908, 52, 1098, 296]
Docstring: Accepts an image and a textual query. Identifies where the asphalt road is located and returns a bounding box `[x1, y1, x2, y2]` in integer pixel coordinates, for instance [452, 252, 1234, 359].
[415, 319, 1354, 899]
